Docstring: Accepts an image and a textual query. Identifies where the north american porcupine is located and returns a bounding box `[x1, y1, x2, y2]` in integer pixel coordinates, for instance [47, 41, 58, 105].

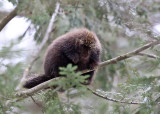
[23, 28, 102, 88]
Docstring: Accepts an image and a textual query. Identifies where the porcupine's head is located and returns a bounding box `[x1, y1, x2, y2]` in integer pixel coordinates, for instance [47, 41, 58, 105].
[77, 28, 97, 49]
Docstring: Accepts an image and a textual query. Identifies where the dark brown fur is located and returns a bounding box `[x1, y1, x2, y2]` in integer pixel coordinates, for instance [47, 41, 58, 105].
[23, 28, 102, 88]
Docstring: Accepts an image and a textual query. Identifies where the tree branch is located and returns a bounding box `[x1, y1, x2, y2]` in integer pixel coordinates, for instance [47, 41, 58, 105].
[137, 52, 159, 59]
[16, 77, 60, 98]
[100, 40, 159, 67]
[0, 7, 17, 31]
[87, 88, 144, 105]
[155, 95, 160, 102]
[16, 2, 60, 90]
[30, 96, 44, 113]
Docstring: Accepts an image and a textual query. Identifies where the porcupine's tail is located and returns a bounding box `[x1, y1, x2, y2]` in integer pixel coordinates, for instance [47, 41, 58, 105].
[23, 74, 52, 89]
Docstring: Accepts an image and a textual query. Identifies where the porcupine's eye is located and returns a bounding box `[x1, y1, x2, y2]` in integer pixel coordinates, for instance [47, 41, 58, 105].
[83, 45, 88, 49]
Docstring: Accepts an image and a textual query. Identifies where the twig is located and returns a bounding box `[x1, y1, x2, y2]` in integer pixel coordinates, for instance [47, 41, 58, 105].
[137, 52, 159, 59]
[0, 7, 17, 31]
[16, 2, 60, 90]
[0, 94, 11, 100]
[87, 88, 144, 105]
[30, 96, 44, 113]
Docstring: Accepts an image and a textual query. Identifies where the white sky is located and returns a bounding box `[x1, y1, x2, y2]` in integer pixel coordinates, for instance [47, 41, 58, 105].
[153, 24, 160, 36]
[0, 0, 36, 49]
[0, 0, 37, 73]
[0, 17, 31, 45]
[0, 0, 15, 12]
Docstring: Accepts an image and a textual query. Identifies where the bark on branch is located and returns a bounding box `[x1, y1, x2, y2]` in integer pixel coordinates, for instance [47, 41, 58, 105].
[0, 7, 18, 31]
[16, 77, 60, 98]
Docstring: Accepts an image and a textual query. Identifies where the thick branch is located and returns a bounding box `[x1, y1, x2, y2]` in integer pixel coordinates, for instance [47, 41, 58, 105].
[0, 7, 17, 31]
[16, 3, 60, 90]
[16, 77, 60, 98]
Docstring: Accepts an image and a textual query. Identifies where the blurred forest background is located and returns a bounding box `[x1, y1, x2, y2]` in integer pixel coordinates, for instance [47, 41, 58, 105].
[0, 0, 160, 114]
